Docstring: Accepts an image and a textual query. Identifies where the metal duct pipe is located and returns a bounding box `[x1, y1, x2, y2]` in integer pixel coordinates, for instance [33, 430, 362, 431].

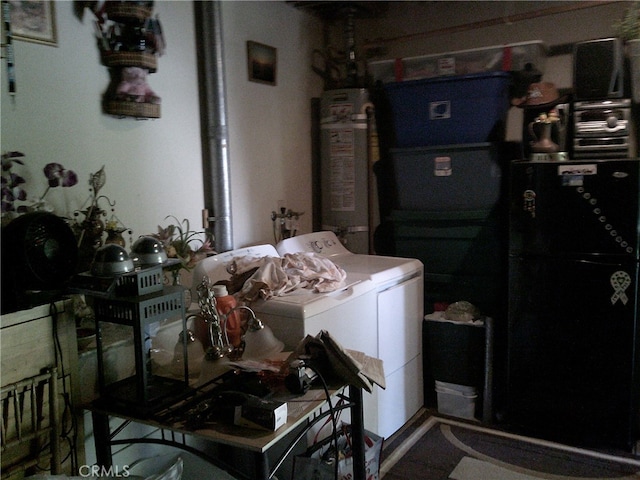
[195, 0, 233, 252]
[343, 5, 358, 87]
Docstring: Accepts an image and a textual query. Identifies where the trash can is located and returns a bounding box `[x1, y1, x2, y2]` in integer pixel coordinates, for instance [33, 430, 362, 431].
[423, 312, 493, 421]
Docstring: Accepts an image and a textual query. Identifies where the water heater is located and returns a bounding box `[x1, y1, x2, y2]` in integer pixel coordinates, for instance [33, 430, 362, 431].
[320, 88, 372, 254]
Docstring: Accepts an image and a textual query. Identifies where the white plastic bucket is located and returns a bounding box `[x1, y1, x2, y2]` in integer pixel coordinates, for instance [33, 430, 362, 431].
[435, 380, 477, 420]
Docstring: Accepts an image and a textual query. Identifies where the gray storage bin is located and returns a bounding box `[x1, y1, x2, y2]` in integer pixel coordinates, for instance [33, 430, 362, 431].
[391, 143, 503, 211]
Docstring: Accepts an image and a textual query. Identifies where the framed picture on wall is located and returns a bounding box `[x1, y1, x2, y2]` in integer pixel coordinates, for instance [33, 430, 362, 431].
[7, 1, 57, 46]
[247, 41, 277, 86]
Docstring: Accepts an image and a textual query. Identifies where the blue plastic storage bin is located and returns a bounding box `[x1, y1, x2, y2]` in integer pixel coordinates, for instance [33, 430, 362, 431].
[383, 72, 512, 147]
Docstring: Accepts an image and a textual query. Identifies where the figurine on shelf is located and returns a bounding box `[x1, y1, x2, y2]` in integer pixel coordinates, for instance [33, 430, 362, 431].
[528, 109, 561, 154]
[115, 66, 160, 104]
[105, 218, 130, 247]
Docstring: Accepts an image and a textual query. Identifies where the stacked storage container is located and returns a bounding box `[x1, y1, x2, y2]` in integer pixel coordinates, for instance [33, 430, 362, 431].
[370, 42, 545, 415]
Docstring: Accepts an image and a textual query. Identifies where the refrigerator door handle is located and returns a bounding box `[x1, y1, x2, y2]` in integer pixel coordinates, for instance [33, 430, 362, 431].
[571, 258, 632, 268]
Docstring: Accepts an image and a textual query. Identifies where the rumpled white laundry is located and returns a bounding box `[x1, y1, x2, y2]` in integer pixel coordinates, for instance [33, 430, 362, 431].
[231, 252, 347, 299]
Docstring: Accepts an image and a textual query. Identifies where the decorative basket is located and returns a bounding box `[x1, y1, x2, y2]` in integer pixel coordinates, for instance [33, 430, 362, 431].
[104, 3, 153, 23]
[102, 51, 157, 71]
[104, 100, 160, 119]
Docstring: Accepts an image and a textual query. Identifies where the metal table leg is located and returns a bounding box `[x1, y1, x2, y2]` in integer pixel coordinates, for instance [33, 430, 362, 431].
[349, 386, 366, 480]
[91, 411, 113, 467]
[254, 451, 270, 480]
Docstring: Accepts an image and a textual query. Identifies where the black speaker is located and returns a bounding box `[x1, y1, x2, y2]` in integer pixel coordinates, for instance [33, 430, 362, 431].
[573, 37, 624, 100]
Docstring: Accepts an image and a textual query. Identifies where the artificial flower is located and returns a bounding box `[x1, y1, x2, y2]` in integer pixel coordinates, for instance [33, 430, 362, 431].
[43, 162, 78, 189]
[535, 109, 561, 124]
[1, 152, 26, 213]
[1, 172, 27, 213]
[0, 152, 78, 215]
[153, 216, 216, 271]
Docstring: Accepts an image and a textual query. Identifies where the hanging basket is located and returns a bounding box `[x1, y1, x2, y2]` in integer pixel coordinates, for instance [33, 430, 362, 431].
[104, 3, 153, 23]
[102, 51, 157, 71]
[104, 100, 160, 119]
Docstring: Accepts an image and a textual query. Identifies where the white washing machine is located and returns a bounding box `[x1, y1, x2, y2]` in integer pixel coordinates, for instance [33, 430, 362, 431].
[277, 231, 424, 438]
[191, 244, 381, 434]
[191, 244, 378, 356]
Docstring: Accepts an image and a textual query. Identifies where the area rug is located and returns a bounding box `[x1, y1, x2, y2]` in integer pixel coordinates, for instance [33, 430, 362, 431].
[380, 412, 640, 479]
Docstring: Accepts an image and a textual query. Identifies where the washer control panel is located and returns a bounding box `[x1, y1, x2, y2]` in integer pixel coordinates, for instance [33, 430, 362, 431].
[276, 231, 350, 256]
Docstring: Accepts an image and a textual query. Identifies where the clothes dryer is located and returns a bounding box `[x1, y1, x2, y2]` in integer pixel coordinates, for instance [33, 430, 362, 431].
[277, 232, 424, 438]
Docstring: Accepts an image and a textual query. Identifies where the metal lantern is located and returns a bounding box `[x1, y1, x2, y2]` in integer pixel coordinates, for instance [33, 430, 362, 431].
[89, 267, 191, 412]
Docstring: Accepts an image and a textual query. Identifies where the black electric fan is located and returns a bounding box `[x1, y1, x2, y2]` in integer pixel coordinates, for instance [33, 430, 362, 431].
[1, 212, 78, 313]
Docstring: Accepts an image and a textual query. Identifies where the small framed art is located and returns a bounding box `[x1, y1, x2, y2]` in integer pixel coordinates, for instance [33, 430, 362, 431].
[247, 41, 276, 86]
[7, 0, 57, 46]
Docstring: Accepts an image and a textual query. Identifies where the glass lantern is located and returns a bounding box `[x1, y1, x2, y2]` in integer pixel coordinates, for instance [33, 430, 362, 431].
[91, 283, 191, 412]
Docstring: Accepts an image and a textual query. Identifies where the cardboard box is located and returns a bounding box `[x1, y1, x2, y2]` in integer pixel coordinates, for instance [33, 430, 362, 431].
[234, 396, 288, 431]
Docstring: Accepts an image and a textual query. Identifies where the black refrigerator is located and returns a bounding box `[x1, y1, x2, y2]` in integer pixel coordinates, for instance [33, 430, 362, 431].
[507, 158, 640, 451]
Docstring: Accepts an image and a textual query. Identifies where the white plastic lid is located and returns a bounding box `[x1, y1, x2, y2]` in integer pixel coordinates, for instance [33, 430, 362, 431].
[212, 285, 228, 297]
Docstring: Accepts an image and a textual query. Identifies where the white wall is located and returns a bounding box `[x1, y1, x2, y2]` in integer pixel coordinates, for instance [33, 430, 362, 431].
[220, 1, 323, 247]
[1, 1, 204, 240]
[1, 0, 324, 257]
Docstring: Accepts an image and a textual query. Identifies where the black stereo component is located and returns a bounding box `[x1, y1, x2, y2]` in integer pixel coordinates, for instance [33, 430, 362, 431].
[572, 98, 633, 159]
[573, 38, 624, 100]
